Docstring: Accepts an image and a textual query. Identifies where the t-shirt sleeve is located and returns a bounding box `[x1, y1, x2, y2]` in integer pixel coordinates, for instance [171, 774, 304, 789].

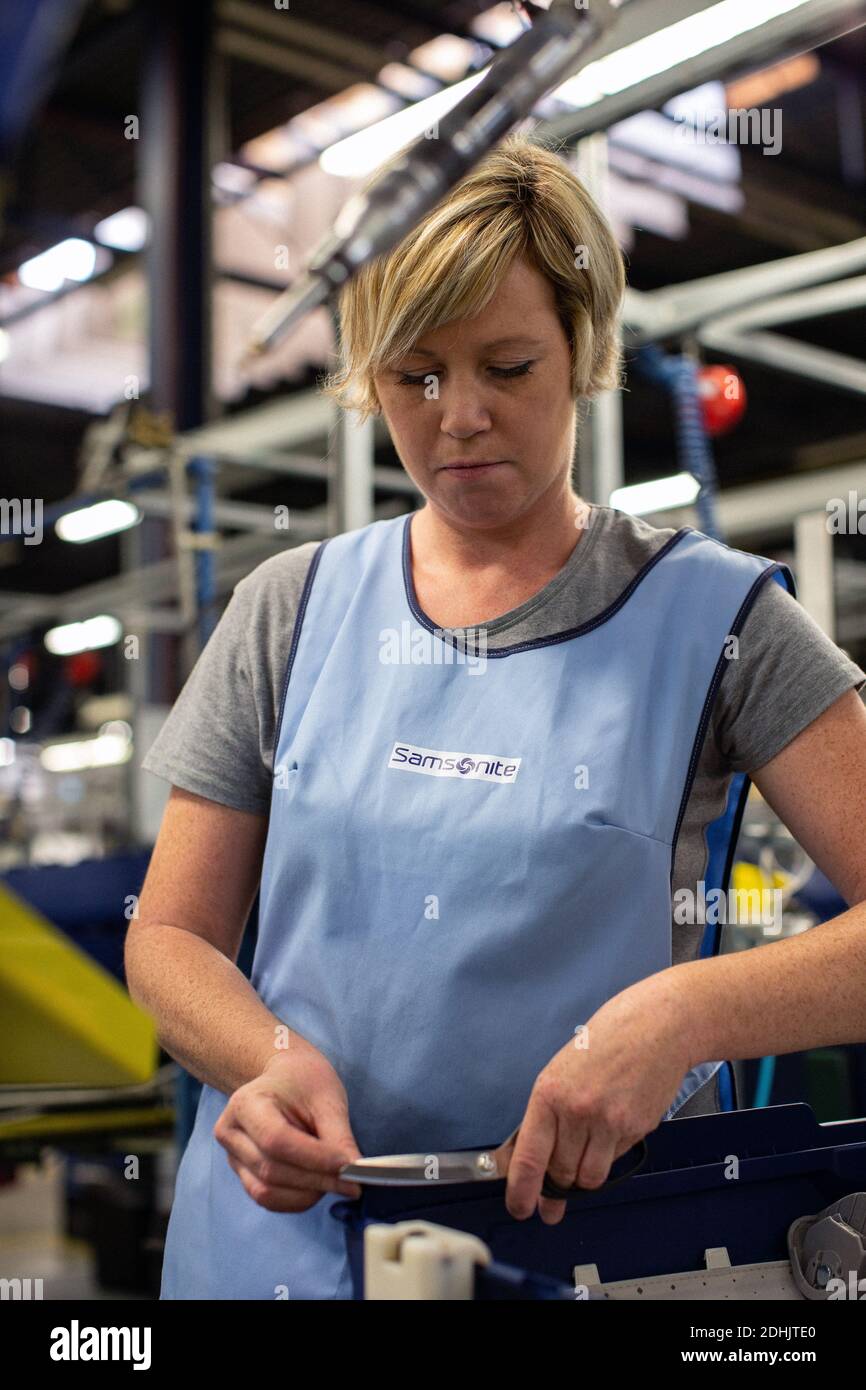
[140, 583, 272, 814]
[139, 544, 319, 815]
[713, 573, 866, 775]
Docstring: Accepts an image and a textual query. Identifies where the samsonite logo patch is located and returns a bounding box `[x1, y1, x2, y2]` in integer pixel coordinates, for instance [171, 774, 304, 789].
[388, 741, 521, 783]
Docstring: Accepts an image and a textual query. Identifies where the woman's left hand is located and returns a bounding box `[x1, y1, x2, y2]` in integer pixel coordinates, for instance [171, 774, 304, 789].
[505, 970, 695, 1224]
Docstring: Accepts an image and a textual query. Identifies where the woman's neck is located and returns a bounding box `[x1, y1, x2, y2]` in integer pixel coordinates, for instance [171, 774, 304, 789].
[411, 486, 589, 586]
[407, 486, 591, 629]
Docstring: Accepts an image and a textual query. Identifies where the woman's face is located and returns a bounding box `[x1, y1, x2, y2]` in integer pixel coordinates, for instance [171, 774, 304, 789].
[373, 256, 577, 530]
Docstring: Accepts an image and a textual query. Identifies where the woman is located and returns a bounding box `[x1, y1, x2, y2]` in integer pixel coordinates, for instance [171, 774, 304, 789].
[128, 136, 866, 1300]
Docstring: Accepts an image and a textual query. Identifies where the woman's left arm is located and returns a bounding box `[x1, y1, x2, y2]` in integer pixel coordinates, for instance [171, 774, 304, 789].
[675, 685, 866, 1066]
[506, 688, 866, 1223]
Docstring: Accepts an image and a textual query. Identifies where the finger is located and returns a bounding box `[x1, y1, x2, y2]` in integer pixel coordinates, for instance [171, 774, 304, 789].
[536, 1128, 643, 1225]
[575, 1129, 620, 1190]
[228, 1088, 357, 1174]
[545, 1110, 590, 1192]
[309, 1091, 363, 1167]
[225, 1153, 321, 1213]
[505, 1102, 557, 1220]
[534, 1113, 591, 1225]
[305, 1091, 363, 1199]
[218, 1125, 362, 1198]
[537, 1195, 568, 1225]
[538, 1131, 641, 1221]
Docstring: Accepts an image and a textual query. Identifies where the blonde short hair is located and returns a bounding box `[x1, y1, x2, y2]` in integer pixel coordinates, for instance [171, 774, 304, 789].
[320, 134, 626, 423]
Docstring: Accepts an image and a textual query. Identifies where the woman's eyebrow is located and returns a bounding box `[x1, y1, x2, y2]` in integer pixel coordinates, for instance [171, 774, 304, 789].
[408, 336, 546, 357]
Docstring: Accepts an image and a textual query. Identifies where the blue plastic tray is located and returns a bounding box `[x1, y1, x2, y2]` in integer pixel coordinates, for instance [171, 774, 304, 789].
[331, 1104, 866, 1299]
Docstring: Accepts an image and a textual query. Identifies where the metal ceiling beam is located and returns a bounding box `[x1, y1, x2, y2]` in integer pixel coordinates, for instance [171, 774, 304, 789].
[625, 249, 866, 397]
[133, 491, 292, 534]
[174, 388, 332, 455]
[695, 327, 866, 394]
[0, 530, 279, 641]
[0, 499, 411, 642]
[537, 0, 866, 147]
[734, 169, 865, 253]
[691, 266, 866, 392]
[647, 457, 866, 543]
[218, 0, 390, 76]
[347, 0, 492, 49]
[624, 237, 866, 345]
[699, 274, 866, 333]
[217, 27, 362, 90]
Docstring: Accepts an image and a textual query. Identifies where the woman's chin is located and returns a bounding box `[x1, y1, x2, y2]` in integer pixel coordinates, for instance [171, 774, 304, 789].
[429, 490, 525, 529]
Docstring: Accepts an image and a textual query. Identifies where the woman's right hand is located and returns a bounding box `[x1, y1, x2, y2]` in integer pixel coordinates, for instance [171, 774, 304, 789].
[214, 1036, 364, 1212]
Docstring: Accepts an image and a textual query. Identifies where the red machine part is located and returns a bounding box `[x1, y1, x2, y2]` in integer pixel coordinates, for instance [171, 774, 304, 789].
[698, 364, 747, 435]
[65, 650, 103, 687]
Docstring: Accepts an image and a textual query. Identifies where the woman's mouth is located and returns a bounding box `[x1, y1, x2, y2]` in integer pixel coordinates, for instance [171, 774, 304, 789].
[440, 460, 507, 477]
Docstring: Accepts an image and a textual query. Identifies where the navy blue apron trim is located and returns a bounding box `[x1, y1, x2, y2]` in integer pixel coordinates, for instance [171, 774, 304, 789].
[401, 511, 694, 656]
[669, 560, 797, 899]
[273, 536, 331, 756]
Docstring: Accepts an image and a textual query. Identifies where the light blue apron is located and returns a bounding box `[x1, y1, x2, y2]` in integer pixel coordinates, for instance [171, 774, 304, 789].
[161, 512, 794, 1299]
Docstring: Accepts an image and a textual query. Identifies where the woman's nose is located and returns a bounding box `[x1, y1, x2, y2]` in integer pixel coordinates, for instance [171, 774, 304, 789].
[437, 381, 493, 435]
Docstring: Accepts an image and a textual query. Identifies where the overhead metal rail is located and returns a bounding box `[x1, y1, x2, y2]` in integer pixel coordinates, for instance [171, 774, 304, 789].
[537, 0, 866, 147]
[0, 498, 409, 643]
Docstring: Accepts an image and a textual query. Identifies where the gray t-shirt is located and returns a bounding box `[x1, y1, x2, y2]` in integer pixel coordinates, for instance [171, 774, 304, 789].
[142, 503, 865, 1117]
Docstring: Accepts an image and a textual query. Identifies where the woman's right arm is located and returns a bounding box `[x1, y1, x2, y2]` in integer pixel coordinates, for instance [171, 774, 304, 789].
[125, 785, 364, 1210]
[125, 784, 279, 1095]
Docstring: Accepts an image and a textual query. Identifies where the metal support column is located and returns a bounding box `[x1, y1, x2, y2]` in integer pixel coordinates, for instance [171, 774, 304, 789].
[140, 0, 216, 432]
[138, 0, 220, 1153]
[330, 408, 375, 535]
[574, 133, 624, 505]
[794, 511, 836, 640]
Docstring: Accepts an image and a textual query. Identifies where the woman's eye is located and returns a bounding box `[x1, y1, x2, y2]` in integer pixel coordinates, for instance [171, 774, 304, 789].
[396, 372, 436, 386]
[492, 361, 533, 378]
[395, 362, 533, 386]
